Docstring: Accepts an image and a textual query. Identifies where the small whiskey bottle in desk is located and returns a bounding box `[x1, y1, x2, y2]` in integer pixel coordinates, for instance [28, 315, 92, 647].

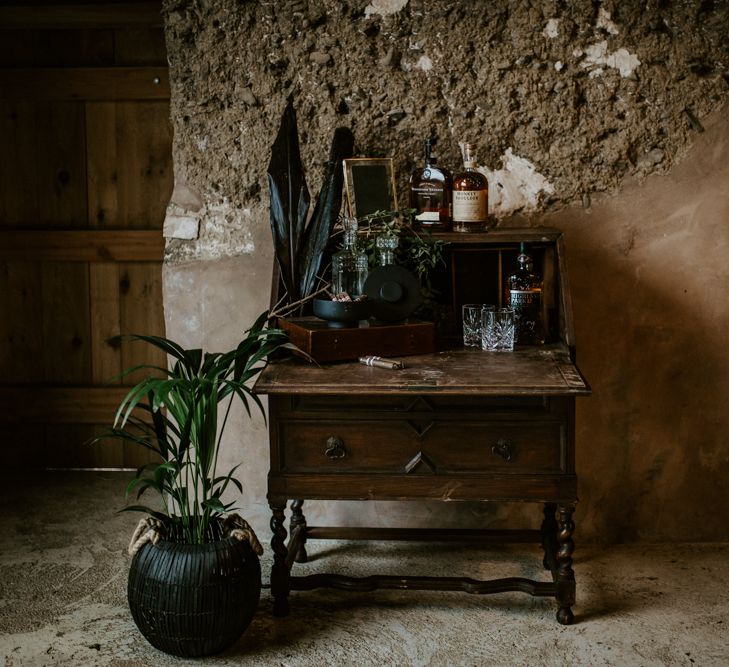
[452, 142, 489, 232]
[505, 243, 545, 344]
[409, 138, 452, 231]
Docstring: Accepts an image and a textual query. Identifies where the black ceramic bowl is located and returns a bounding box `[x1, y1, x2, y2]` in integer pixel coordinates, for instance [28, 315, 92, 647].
[313, 298, 371, 329]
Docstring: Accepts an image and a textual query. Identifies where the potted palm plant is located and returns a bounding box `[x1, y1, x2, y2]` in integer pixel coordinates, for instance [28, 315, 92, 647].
[103, 311, 296, 657]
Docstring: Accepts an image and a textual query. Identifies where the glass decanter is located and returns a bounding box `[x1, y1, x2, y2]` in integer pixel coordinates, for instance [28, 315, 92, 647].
[331, 217, 368, 298]
[375, 233, 399, 267]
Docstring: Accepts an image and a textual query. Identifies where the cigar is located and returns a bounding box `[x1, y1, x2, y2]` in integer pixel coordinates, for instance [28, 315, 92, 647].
[359, 356, 404, 370]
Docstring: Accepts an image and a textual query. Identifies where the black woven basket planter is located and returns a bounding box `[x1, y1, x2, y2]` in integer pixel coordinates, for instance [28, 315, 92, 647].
[128, 532, 261, 657]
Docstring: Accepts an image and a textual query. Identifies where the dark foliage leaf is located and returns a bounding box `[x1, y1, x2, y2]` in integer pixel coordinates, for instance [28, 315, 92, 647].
[148, 391, 170, 458]
[104, 310, 303, 544]
[213, 466, 243, 496]
[267, 97, 310, 304]
[103, 428, 160, 454]
[247, 310, 269, 335]
[109, 362, 170, 384]
[201, 351, 223, 375]
[183, 348, 204, 376]
[299, 126, 354, 299]
[135, 480, 162, 499]
[201, 497, 226, 514]
[128, 334, 189, 365]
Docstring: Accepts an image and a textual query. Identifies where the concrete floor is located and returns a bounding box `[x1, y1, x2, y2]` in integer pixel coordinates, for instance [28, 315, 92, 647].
[0, 472, 727, 667]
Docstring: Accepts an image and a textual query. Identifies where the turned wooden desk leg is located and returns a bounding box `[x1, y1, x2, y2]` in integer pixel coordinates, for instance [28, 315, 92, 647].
[555, 504, 576, 625]
[541, 502, 558, 571]
[290, 499, 308, 563]
[269, 503, 290, 617]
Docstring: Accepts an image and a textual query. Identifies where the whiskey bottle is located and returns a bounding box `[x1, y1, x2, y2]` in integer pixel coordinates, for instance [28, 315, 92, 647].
[331, 217, 368, 298]
[505, 243, 545, 344]
[409, 138, 452, 231]
[452, 143, 488, 233]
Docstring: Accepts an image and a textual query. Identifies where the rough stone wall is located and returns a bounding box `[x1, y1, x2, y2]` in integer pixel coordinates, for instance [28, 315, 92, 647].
[162, 0, 728, 256]
[160, 0, 729, 542]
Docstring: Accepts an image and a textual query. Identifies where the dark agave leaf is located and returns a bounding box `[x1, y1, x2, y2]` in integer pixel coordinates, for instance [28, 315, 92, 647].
[267, 97, 310, 304]
[299, 126, 354, 300]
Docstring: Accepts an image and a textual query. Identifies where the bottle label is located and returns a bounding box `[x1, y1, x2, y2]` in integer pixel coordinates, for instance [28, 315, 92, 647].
[412, 183, 443, 193]
[509, 289, 541, 307]
[411, 183, 448, 223]
[453, 190, 487, 221]
[509, 289, 542, 342]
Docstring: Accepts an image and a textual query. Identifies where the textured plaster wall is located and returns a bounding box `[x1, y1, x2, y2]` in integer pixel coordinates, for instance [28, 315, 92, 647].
[161, 0, 729, 542]
[545, 105, 729, 542]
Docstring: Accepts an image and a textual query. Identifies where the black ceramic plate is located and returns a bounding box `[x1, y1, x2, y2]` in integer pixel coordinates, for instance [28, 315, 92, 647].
[363, 266, 421, 322]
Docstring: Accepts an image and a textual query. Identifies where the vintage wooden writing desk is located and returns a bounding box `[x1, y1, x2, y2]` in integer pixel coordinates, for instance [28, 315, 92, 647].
[254, 228, 590, 624]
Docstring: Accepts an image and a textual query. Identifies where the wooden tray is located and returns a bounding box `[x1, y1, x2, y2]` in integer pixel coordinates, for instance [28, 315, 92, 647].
[278, 317, 435, 363]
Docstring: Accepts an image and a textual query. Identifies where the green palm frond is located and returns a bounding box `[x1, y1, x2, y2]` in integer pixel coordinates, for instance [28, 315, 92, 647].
[94, 309, 299, 544]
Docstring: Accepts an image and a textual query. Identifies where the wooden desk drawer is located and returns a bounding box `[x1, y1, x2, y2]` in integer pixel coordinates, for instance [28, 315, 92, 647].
[278, 420, 565, 475]
[280, 420, 418, 473]
[430, 422, 565, 473]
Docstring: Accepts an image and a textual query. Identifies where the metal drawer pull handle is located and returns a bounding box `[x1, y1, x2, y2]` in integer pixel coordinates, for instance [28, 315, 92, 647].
[492, 438, 514, 462]
[325, 436, 347, 460]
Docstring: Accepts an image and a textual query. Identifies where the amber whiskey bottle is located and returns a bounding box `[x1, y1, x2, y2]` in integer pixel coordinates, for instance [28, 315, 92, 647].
[409, 138, 452, 231]
[505, 243, 545, 344]
[452, 143, 488, 232]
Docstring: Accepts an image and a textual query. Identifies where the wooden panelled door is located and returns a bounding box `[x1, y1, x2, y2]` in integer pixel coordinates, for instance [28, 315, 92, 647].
[0, 3, 171, 468]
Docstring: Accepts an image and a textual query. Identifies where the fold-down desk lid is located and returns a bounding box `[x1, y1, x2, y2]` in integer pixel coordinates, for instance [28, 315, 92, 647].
[254, 343, 590, 396]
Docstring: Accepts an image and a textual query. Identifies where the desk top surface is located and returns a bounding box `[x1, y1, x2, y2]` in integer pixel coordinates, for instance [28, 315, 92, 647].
[254, 343, 590, 396]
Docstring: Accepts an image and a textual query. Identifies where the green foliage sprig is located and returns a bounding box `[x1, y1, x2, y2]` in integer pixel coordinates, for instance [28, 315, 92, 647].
[357, 208, 447, 318]
[96, 311, 297, 545]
